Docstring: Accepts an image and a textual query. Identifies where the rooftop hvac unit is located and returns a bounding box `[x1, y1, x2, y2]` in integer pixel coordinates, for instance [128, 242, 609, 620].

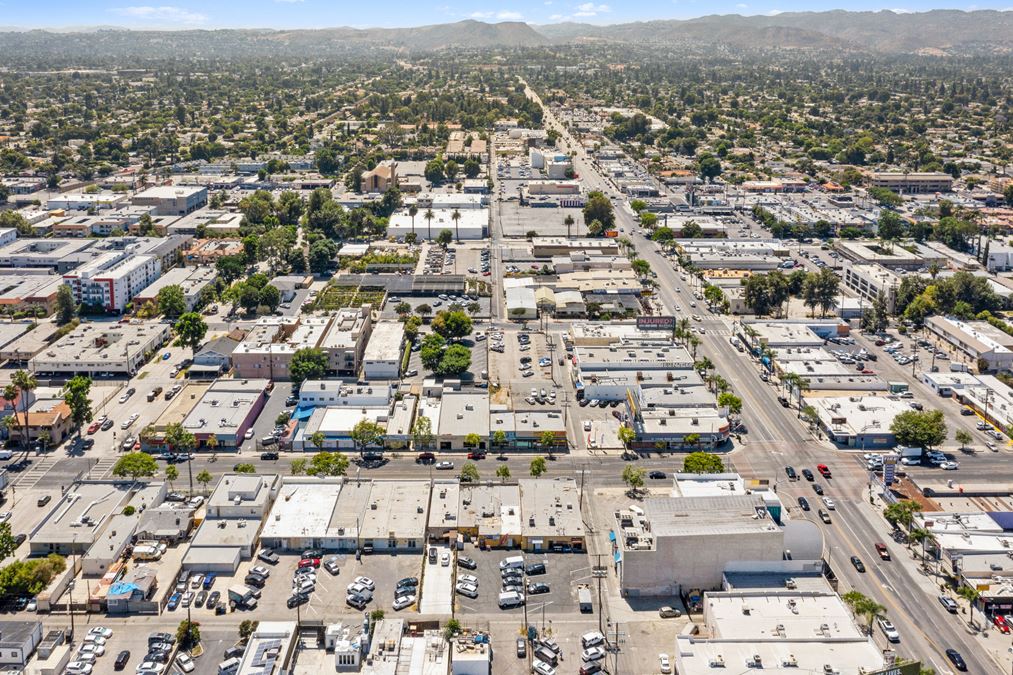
[782, 655, 798, 668]
[709, 655, 725, 668]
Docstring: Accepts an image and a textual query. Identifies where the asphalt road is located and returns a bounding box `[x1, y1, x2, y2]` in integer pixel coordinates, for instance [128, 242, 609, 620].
[529, 83, 991, 673]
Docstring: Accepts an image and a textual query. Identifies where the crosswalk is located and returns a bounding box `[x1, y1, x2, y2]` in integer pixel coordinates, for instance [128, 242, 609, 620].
[12, 455, 58, 489]
[90, 456, 119, 479]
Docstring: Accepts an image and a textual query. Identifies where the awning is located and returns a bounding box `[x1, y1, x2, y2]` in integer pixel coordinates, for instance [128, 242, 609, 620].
[291, 406, 315, 421]
[614, 551, 622, 563]
[608, 530, 616, 543]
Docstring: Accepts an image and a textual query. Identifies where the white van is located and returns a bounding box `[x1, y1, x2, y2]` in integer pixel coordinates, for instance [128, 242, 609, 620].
[218, 657, 241, 674]
[498, 591, 525, 608]
[581, 631, 605, 649]
[0, 450, 12, 460]
[499, 555, 525, 570]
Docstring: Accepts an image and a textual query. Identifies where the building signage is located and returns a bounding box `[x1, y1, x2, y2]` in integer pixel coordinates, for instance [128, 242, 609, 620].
[636, 316, 676, 331]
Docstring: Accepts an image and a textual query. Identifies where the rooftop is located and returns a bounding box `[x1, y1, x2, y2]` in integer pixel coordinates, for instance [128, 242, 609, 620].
[359, 481, 431, 540]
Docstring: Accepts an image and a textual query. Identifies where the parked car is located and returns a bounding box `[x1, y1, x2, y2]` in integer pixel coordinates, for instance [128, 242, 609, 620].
[458, 556, 477, 570]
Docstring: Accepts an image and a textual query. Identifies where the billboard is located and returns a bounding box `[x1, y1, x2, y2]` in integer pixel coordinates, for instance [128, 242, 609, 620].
[636, 316, 676, 331]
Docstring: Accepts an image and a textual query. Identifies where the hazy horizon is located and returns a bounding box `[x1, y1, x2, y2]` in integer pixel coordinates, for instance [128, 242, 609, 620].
[2, 2, 1009, 31]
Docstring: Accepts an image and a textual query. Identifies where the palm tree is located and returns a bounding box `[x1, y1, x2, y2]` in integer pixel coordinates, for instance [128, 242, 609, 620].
[424, 209, 435, 242]
[451, 209, 461, 243]
[11, 370, 36, 453]
[957, 586, 981, 628]
[795, 377, 810, 418]
[908, 527, 932, 560]
[564, 214, 574, 238]
[408, 204, 418, 240]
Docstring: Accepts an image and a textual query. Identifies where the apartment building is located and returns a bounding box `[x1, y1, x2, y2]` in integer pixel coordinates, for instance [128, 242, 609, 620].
[61, 244, 162, 313]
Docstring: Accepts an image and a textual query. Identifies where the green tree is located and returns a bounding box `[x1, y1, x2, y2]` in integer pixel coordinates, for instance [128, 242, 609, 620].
[56, 285, 77, 325]
[165, 464, 179, 490]
[883, 500, 922, 530]
[697, 153, 722, 182]
[460, 462, 480, 483]
[442, 618, 461, 641]
[62, 375, 93, 437]
[431, 310, 473, 341]
[157, 284, 187, 318]
[529, 456, 547, 477]
[539, 431, 558, 458]
[290, 459, 308, 476]
[891, 410, 946, 449]
[717, 392, 742, 415]
[617, 426, 636, 450]
[954, 429, 972, 450]
[496, 465, 511, 482]
[437, 229, 453, 248]
[112, 452, 159, 481]
[239, 620, 258, 642]
[464, 433, 481, 448]
[425, 159, 445, 184]
[582, 191, 615, 231]
[216, 255, 246, 284]
[178, 616, 201, 648]
[412, 416, 434, 453]
[174, 312, 208, 355]
[622, 465, 646, 494]
[437, 344, 472, 376]
[308, 431, 326, 453]
[631, 259, 651, 277]
[420, 333, 447, 372]
[350, 419, 384, 455]
[682, 451, 724, 473]
[306, 451, 350, 476]
[196, 469, 213, 495]
[681, 220, 704, 238]
[234, 463, 256, 474]
[492, 429, 508, 455]
[0, 523, 18, 562]
[290, 347, 328, 385]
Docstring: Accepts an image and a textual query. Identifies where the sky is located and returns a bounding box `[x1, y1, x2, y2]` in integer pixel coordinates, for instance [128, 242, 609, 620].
[4, 0, 1010, 30]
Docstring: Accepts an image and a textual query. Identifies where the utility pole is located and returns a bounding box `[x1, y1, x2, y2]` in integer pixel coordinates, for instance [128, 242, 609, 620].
[596, 553, 604, 634]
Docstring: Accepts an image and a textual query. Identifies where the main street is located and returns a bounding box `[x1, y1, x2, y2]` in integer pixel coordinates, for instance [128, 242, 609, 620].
[529, 82, 992, 673]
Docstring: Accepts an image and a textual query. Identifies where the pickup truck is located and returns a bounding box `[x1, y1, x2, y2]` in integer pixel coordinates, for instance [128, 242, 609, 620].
[874, 543, 891, 560]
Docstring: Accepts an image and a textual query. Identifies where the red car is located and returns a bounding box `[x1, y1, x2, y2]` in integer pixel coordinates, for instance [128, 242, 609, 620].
[995, 614, 1010, 634]
[87, 422, 100, 435]
[874, 543, 891, 560]
[467, 451, 486, 460]
[817, 464, 832, 478]
[298, 558, 320, 569]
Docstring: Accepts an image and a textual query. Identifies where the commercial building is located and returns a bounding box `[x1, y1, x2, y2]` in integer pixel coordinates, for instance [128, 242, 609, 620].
[184, 473, 279, 572]
[456, 483, 523, 549]
[180, 378, 270, 448]
[358, 481, 430, 552]
[30, 321, 171, 376]
[131, 265, 216, 312]
[435, 392, 490, 450]
[233, 309, 372, 380]
[0, 621, 43, 667]
[61, 244, 162, 313]
[131, 185, 208, 216]
[869, 171, 953, 193]
[0, 274, 65, 315]
[518, 478, 585, 551]
[926, 315, 1013, 372]
[675, 584, 890, 675]
[810, 395, 911, 448]
[46, 192, 127, 211]
[616, 486, 792, 595]
[236, 621, 297, 675]
[843, 263, 900, 313]
[386, 208, 488, 240]
[30, 480, 167, 555]
[362, 321, 405, 380]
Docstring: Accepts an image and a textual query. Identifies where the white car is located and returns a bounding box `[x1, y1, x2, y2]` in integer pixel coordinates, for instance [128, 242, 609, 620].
[244, 428, 255, 440]
[441, 552, 450, 566]
[82, 635, 106, 646]
[532, 660, 556, 675]
[135, 662, 164, 674]
[583, 420, 592, 431]
[74, 651, 98, 664]
[88, 627, 113, 639]
[176, 653, 196, 673]
[392, 594, 415, 610]
[455, 582, 478, 598]
[660, 653, 672, 674]
[581, 646, 606, 662]
[65, 663, 93, 675]
[822, 497, 836, 510]
[458, 574, 479, 585]
[940, 461, 959, 470]
[347, 582, 370, 597]
[878, 618, 900, 642]
[250, 566, 271, 578]
[353, 576, 375, 591]
[0, 512, 11, 523]
[120, 414, 139, 430]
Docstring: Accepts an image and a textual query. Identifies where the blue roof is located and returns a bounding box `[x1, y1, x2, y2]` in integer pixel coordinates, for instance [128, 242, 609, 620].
[108, 582, 138, 595]
[988, 512, 1013, 530]
[291, 406, 315, 421]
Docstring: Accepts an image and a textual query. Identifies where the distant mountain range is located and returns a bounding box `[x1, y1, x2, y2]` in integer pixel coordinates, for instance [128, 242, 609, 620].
[3, 10, 1013, 59]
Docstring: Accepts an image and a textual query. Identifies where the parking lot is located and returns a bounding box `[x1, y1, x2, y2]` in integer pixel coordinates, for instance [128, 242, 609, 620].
[405, 327, 489, 385]
[419, 544, 454, 614]
[487, 328, 560, 398]
[455, 545, 594, 618]
[497, 202, 586, 239]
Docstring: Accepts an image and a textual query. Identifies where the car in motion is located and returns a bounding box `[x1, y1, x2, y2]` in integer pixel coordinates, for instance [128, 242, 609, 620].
[850, 556, 866, 573]
[797, 496, 810, 511]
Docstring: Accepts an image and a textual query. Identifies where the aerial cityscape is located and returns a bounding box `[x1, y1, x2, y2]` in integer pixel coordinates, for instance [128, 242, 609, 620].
[0, 6, 1013, 675]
